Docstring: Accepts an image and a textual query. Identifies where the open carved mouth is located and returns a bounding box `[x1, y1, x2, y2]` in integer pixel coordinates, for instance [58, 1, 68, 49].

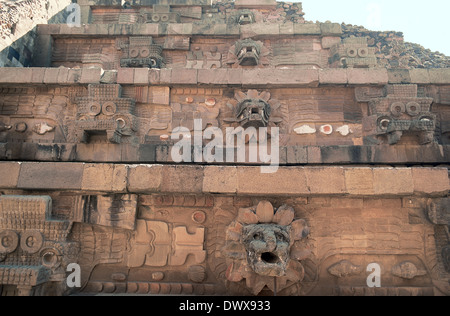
[236, 100, 271, 128]
[261, 252, 280, 264]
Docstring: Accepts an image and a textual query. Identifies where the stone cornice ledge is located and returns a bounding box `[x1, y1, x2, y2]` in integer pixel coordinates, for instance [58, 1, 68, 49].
[36, 22, 341, 37]
[0, 162, 448, 197]
[0, 67, 449, 86]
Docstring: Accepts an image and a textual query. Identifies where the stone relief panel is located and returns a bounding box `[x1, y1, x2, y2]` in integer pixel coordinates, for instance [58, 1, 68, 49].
[362, 84, 436, 145]
[272, 38, 328, 69]
[51, 36, 335, 70]
[126, 220, 206, 268]
[91, 5, 202, 25]
[0, 87, 76, 145]
[0, 193, 448, 296]
[168, 88, 222, 133]
[0, 195, 78, 296]
[138, 6, 181, 24]
[4, 84, 448, 150]
[329, 37, 377, 69]
[52, 38, 119, 70]
[185, 46, 223, 69]
[118, 36, 165, 69]
[323, 255, 434, 296]
[307, 197, 448, 296]
[67, 193, 213, 295]
[69, 84, 138, 144]
[0, 87, 371, 148]
[426, 198, 450, 279]
[89, 2, 305, 25]
[76, 194, 138, 231]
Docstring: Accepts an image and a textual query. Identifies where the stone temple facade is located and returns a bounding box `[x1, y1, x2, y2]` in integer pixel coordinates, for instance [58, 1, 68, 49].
[0, 0, 449, 296]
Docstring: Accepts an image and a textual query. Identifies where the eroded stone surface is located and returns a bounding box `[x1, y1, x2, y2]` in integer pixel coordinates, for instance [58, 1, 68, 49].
[0, 0, 449, 297]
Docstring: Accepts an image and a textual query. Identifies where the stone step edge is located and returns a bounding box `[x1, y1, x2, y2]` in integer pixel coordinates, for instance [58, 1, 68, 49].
[0, 162, 448, 196]
[0, 67, 448, 85]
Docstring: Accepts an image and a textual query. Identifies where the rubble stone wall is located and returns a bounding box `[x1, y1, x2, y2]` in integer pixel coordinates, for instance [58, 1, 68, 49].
[0, 0, 71, 67]
[341, 24, 450, 69]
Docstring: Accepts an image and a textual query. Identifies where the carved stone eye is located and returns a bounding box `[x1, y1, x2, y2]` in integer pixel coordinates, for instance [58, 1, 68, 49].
[275, 231, 289, 243]
[390, 102, 405, 117]
[253, 232, 264, 241]
[151, 14, 160, 23]
[41, 248, 61, 268]
[406, 102, 421, 116]
[358, 48, 368, 57]
[347, 48, 358, 58]
[140, 48, 150, 58]
[129, 48, 140, 58]
[102, 102, 117, 116]
[89, 102, 102, 116]
[378, 117, 391, 130]
[160, 14, 169, 22]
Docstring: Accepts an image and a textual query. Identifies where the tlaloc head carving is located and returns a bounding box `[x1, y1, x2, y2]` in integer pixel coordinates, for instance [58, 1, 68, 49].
[223, 201, 311, 295]
[364, 84, 436, 145]
[73, 84, 137, 144]
[120, 37, 165, 69]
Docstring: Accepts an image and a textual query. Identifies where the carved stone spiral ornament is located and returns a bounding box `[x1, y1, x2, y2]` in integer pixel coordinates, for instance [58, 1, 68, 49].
[0, 230, 19, 254]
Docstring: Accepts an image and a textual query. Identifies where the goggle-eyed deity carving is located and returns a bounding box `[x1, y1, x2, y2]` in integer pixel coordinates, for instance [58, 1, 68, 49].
[364, 84, 436, 145]
[73, 84, 138, 144]
[330, 37, 377, 69]
[0, 196, 77, 296]
[119, 37, 165, 69]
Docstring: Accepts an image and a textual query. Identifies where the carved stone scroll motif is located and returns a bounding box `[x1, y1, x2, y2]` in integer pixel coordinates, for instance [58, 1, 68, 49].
[127, 220, 206, 268]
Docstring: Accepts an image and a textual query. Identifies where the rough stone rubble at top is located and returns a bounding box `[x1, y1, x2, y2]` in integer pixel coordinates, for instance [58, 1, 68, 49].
[0, 0, 449, 69]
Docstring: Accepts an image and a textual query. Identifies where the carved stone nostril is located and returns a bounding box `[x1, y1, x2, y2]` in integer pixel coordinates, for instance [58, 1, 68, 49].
[261, 252, 279, 264]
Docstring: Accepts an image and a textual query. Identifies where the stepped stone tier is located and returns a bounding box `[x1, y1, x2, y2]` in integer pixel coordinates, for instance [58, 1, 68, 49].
[0, 0, 449, 296]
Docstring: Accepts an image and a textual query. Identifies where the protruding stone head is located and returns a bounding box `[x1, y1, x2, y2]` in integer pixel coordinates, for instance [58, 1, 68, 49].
[243, 224, 291, 277]
[238, 201, 309, 277]
[223, 201, 311, 295]
[235, 39, 261, 66]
